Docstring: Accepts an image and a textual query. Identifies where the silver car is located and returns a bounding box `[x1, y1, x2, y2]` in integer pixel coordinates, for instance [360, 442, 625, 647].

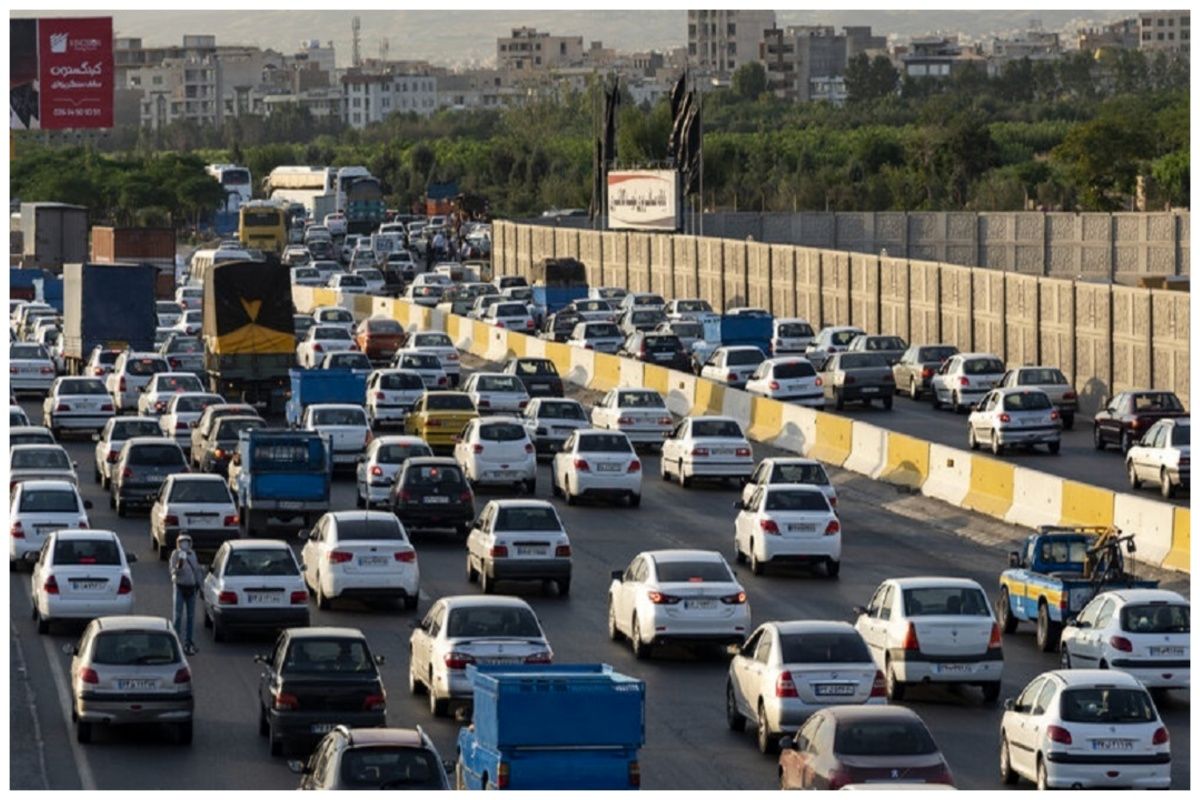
[967, 387, 1062, 455]
[821, 353, 895, 410]
[998, 366, 1079, 430]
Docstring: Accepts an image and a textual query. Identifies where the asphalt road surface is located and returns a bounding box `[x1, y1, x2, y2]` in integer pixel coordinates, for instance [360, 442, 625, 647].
[10, 383, 1190, 791]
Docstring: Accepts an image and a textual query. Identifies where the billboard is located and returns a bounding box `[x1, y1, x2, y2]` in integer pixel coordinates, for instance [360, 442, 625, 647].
[606, 170, 679, 232]
[9, 16, 113, 130]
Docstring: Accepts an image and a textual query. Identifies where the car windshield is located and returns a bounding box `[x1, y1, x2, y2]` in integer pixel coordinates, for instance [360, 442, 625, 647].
[94, 350, 120, 366]
[919, 346, 958, 362]
[446, 605, 543, 638]
[778, 322, 813, 338]
[339, 276, 366, 286]
[328, 354, 370, 369]
[154, 375, 203, 393]
[335, 518, 406, 541]
[631, 310, 665, 324]
[677, 300, 710, 312]
[1060, 688, 1157, 724]
[538, 402, 586, 421]
[835, 718, 939, 756]
[838, 353, 888, 369]
[91, 632, 180, 666]
[1132, 393, 1184, 412]
[476, 376, 522, 392]
[617, 392, 664, 409]
[224, 548, 298, 576]
[643, 335, 682, 352]
[19, 489, 78, 512]
[11, 344, 47, 359]
[377, 442, 431, 464]
[127, 444, 186, 467]
[340, 747, 446, 790]
[692, 420, 744, 438]
[478, 423, 527, 442]
[773, 361, 816, 379]
[1039, 539, 1088, 566]
[494, 303, 527, 317]
[113, 420, 164, 440]
[1120, 603, 1189, 634]
[829, 330, 861, 346]
[726, 349, 765, 366]
[11, 433, 54, 447]
[367, 320, 404, 335]
[865, 337, 905, 351]
[577, 434, 632, 453]
[765, 490, 829, 512]
[284, 639, 375, 673]
[54, 538, 121, 566]
[126, 357, 168, 376]
[655, 559, 733, 583]
[1019, 368, 1067, 385]
[902, 587, 990, 616]
[401, 354, 440, 370]
[771, 463, 830, 486]
[215, 418, 265, 441]
[779, 632, 871, 664]
[379, 373, 424, 391]
[579, 300, 611, 312]
[166, 338, 203, 354]
[1002, 391, 1052, 411]
[313, 408, 367, 426]
[404, 464, 464, 488]
[12, 449, 70, 469]
[513, 360, 557, 376]
[320, 309, 354, 323]
[494, 506, 561, 531]
[1170, 425, 1190, 446]
[413, 333, 452, 347]
[425, 394, 473, 411]
[174, 395, 220, 413]
[963, 358, 1004, 375]
[168, 480, 230, 503]
[586, 324, 621, 338]
[58, 379, 107, 395]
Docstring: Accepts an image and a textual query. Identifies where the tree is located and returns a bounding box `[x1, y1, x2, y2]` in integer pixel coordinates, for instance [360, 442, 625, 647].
[731, 62, 767, 101]
[845, 54, 898, 103]
[1052, 109, 1151, 210]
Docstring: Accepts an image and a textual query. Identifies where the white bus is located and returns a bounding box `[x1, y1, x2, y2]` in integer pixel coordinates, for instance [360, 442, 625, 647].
[205, 164, 253, 213]
[187, 246, 256, 288]
[334, 166, 371, 213]
[264, 166, 337, 220]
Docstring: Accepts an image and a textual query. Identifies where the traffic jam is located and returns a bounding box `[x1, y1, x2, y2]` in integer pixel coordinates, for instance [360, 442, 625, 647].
[8, 218, 1190, 791]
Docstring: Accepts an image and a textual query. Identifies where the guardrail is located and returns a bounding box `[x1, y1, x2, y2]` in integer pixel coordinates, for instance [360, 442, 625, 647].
[294, 285, 1190, 575]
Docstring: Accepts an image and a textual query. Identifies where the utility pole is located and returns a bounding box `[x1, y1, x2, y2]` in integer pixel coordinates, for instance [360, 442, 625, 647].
[351, 16, 362, 68]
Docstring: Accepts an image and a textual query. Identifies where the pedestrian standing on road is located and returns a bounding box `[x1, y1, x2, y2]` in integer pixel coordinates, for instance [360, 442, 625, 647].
[169, 534, 203, 655]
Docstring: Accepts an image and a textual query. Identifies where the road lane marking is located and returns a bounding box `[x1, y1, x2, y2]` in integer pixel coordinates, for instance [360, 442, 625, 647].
[40, 628, 97, 790]
[10, 626, 50, 789]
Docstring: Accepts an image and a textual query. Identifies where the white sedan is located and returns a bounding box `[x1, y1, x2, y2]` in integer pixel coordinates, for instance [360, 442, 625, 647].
[462, 372, 530, 416]
[365, 369, 426, 428]
[999, 669, 1171, 789]
[744, 357, 824, 406]
[567, 321, 624, 354]
[590, 388, 673, 446]
[42, 377, 115, 434]
[300, 511, 419, 611]
[296, 325, 357, 368]
[201, 539, 310, 641]
[390, 351, 449, 390]
[1060, 588, 1189, 693]
[30, 529, 136, 634]
[9, 480, 91, 566]
[300, 404, 372, 467]
[727, 621, 883, 754]
[10, 342, 57, 394]
[149, 474, 239, 558]
[967, 387, 1062, 455]
[356, 435, 433, 508]
[660, 416, 755, 487]
[94, 416, 165, 488]
[699, 346, 767, 388]
[733, 484, 841, 577]
[741, 457, 837, 510]
[11, 444, 79, 487]
[311, 305, 357, 333]
[136, 372, 206, 417]
[551, 429, 641, 507]
[453, 417, 537, 493]
[172, 309, 203, 336]
[330, 273, 368, 295]
[319, 350, 373, 379]
[481, 301, 535, 333]
[402, 332, 461, 385]
[465, 499, 572, 595]
[159, 392, 225, 445]
[1126, 418, 1190, 499]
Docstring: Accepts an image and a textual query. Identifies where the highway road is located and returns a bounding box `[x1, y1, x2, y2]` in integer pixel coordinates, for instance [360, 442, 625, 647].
[10, 382, 1190, 791]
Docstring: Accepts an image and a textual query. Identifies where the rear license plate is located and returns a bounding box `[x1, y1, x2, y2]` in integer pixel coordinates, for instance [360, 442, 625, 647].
[424, 496, 449, 504]
[358, 556, 388, 567]
[934, 663, 973, 674]
[116, 679, 159, 690]
[814, 684, 857, 697]
[35, 525, 58, 535]
[494, 471, 519, 479]
[1091, 739, 1134, 751]
[278, 501, 304, 510]
[532, 383, 549, 391]
[1150, 646, 1184, 657]
[311, 723, 335, 734]
[245, 592, 281, 604]
[861, 387, 879, 394]
[597, 463, 621, 472]
[712, 448, 734, 456]
[788, 524, 816, 533]
[73, 581, 106, 591]
[685, 599, 716, 610]
[186, 515, 215, 526]
[515, 546, 547, 556]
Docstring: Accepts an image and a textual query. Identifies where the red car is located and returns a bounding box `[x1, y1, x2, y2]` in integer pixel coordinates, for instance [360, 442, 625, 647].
[778, 706, 954, 790]
[354, 317, 407, 364]
[1093, 390, 1187, 453]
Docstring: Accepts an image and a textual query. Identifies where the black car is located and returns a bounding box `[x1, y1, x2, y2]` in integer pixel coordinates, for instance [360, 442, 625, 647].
[110, 437, 190, 516]
[1093, 390, 1188, 452]
[619, 332, 691, 371]
[389, 457, 475, 537]
[502, 357, 564, 398]
[541, 310, 582, 343]
[256, 627, 387, 757]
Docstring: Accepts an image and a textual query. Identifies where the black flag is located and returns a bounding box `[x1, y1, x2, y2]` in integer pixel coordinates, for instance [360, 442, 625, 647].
[667, 71, 687, 157]
[589, 136, 604, 221]
[602, 80, 619, 165]
[681, 100, 702, 196]
[670, 90, 693, 167]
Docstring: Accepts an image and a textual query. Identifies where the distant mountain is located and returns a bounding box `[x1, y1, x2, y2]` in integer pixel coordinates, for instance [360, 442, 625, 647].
[13, 9, 1136, 68]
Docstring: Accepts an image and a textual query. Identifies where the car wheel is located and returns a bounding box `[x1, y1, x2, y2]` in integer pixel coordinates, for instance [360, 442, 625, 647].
[1036, 602, 1061, 653]
[1061, 412, 1074, 431]
[176, 720, 193, 746]
[550, 471, 561, 498]
[631, 614, 652, 660]
[480, 567, 494, 594]
[316, 579, 331, 611]
[733, 538, 746, 564]
[953, 392, 964, 414]
[258, 705, 268, 736]
[825, 559, 840, 579]
[1161, 468, 1176, 499]
[523, 478, 536, 495]
[678, 461, 692, 489]
[909, 378, 921, 401]
[212, 615, 226, 643]
[116, 497, 127, 518]
[999, 734, 1018, 785]
[565, 480, 577, 506]
[834, 389, 844, 411]
[757, 701, 778, 754]
[76, 719, 93, 744]
[628, 492, 640, 508]
[1093, 425, 1106, 450]
[429, 682, 449, 717]
[409, 662, 425, 695]
[466, 554, 478, 583]
[882, 396, 893, 411]
[1060, 645, 1072, 669]
[930, 387, 942, 409]
[269, 720, 283, 756]
[991, 433, 1004, 456]
[607, 601, 622, 641]
[726, 681, 746, 732]
[355, 489, 365, 508]
[1048, 440, 1060, 455]
[36, 609, 50, 635]
[556, 577, 570, 597]
[1127, 462, 1141, 489]
[968, 428, 979, 451]
[1036, 757, 1049, 791]
[981, 681, 1001, 704]
[885, 659, 906, 701]
[998, 588, 1018, 634]
[1120, 431, 1134, 453]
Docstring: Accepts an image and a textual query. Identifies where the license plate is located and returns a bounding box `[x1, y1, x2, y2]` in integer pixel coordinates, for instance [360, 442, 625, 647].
[278, 500, 304, 510]
[861, 387, 879, 393]
[814, 684, 857, 697]
[1149, 646, 1184, 657]
[1091, 739, 1134, 751]
[73, 580, 106, 591]
[597, 463, 621, 472]
[116, 679, 159, 690]
[311, 723, 335, 734]
[685, 599, 716, 610]
[494, 471, 518, 479]
[533, 383, 549, 390]
[35, 525, 58, 535]
[712, 448, 734, 455]
[515, 546, 547, 556]
[788, 523, 816, 533]
[186, 515, 215, 526]
[653, 352, 672, 361]
[245, 592, 281, 604]
[934, 663, 973, 674]
[424, 496, 449, 504]
[358, 556, 387, 567]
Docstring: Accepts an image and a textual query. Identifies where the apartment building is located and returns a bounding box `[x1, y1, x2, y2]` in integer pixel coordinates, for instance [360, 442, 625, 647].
[761, 25, 883, 103]
[342, 70, 438, 128]
[128, 56, 221, 130]
[497, 27, 584, 72]
[1139, 11, 1190, 55]
[687, 9, 777, 76]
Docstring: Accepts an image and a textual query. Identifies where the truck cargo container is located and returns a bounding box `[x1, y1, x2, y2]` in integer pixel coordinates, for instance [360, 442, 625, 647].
[91, 226, 178, 299]
[229, 428, 331, 534]
[21, 202, 88, 270]
[285, 368, 367, 428]
[62, 262, 158, 374]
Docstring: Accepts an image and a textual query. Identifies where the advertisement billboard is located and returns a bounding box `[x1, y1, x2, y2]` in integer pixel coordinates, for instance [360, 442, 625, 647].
[606, 170, 679, 232]
[10, 19, 40, 129]
[35, 16, 114, 129]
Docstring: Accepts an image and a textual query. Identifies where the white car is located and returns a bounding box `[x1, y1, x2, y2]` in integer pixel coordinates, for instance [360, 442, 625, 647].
[156, 301, 184, 328]
[412, 272, 451, 289]
[365, 369, 426, 428]
[172, 310, 203, 336]
[453, 417, 537, 492]
[727, 621, 883, 754]
[466, 294, 502, 321]
[854, 577, 1003, 703]
[155, 326, 176, 347]
[149, 474, 239, 558]
[482, 301, 535, 333]
[408, 595, 552, 717]
[159, 393, 225, 444]
[734, 483, 840, 577]
[311, 260, 341, 283]
[521, 397, 590, 455]
[356, 435, 433, 508]
[462, 372, 530, 415]
[9, 480, 91, 566]
[588, 286, 625, 302]
[741, 457, 837, 510]
[201, 539, 310, 641]
[1060, 588, 1189, 693]
[465, 499, 571, 595]
[137, 372, 206, 417]
[999, 669, 1171, 789]
[656, 319, 705, 351]
[699, 345, 767, 388]
[1126, 418, 1190, 499]
[551, 429, 641, 507]
[352, 268, 385, 294]
[30, 529, 136, 633]
[300, 404, 372, 468]
[106, 351, 169, 413]
[607, 549, 750, 659]
[296, 325, 356, 368]
[330, 273, 368, 295]
[11, 444, 78, 487]
[390, 351, 449, 390]
[11, 426, 57, 449]
[319, 350, 373, 379]
[10, 342, 57, 394]
[567, 321, 624, 353]
[93, 416, 165, 488]
[665, 298, 715, 321]
[770, 318, 816, 355]
[311, 305, 357, 333]
[83, 346, 122, 378]
[618, 292, 666, 312]
[290, 266, 323, 287]
[42, 377, 115, 434]
[300, 511, 419, 610]
[175, 285, 203, 310]
[323, 213, 348, 236]
[744, 357, 824, 406]
[567, 298, 616, 322]
[805, 326, 865, 371]
[590, 388, 673, 446]
[930, 353, 1006, 413]
[493, 275, 528, 291]
[403, 332, 461, 385]
[967, 387, 1062, 455]
[406, 284, 445, 308]
[661, 416, 755, 487]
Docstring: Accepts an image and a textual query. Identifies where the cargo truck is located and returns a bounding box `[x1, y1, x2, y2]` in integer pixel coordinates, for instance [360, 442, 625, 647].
[91, 226, 177, 299]
[21, 202, 88, 270]
[530, 258, 589, 326]
[62, 262, 158, 375]
[203, 260, 296, 414]
[285, 368, 367, 429]
[229, 428, 331, 535]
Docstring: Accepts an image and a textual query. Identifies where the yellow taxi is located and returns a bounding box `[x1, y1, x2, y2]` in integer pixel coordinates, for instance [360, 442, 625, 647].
[405, 391, 478, 449]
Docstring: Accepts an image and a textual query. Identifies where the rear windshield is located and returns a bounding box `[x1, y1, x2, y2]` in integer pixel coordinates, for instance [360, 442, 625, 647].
[380, 373, 425, 391]
[835, 718, 939, 756]
[670, 322, 702, 338]
[963, 358, 1004, 375]
[1019, 368, 1067, 385]
[829, 330, 861, 346]
[367, 319, 404, 334]
[12, 449, 70, 469]
[54, 537, 121, 566]
[403, 464, 464, 487]
[773, 361, 816, 379]
[764, 490, 829, 512]
[356, 269, 382, 280]
[224, 548, 298, 577]
[314, 327, 352, 341]
[113, 420, 164, 440]
[1059, 688, 1156, 724]
[779, 632, 871, 664]
[11, 344, 48, 359]
[320, 309, 354, 323]
[377, 442, 431, 463]
[412, 333, 453, 348]
[339, 276, 366, 286]
[11, 433, 53, 447]
[250, 439, 325, 472]
[692, 419, 744, 438]
[726, 349, 765, 366]
[770, 463, 830, 486]
[654, 560, 733, 583]
[512, 359, 557, 376]
[154, 375, 203, 392]
[214, 418, 265, 441]
[643, 335, 682, 352]
[476, 376, 522, 392]
[494, 303, 527, 317]
[538, 402, 586, 421]
[157, 302, 181, 313]
[58, 379, 107, 395]
[1171, 425, 1190, 446]
[1132, 393, 1184, 412]
[577, 434, 633, 453]
[617, 392, 664, 408]
[838, 353, 888, 369]
[1039, 539, 1088, 566]
[339, 747, 446, 790]
[126, 357, 168, 376]
[902, 587, 990, 616]
[313, 408, 367, 426]
[400, 354, 441, 370]
[1003, 392, 1052, 411]
[479, 423, 527, 442]
[127, 444, 187, 467]
[778, 322, 813, 338]
[578, 300, 611, 312]
[166, 338, 203, 354]
[294, 318, 315, 335]
[413, 286, 443, 298]
[864, 336, 905, 351]
[91, 632, 180, 666]
[335, 518, 406, 541]
[327, 353, 370, 369]
[446, 605, 542, 639]
[19, 489, 78, 513]
[631, 310, 665, 324]
[95, 350, 121, 365]
[1120, 603, 1189, 634]
[585, 323, 621, 338]
[634, 294, 665, 306]
[173, 395, 220, 413]
[918, 346, 958, 362]
[676, 299, 710, 312]
[425, 394, 474, 411]
[494, 506, 562, 532]
[168, 480, 230, 504]
[284, 639, 375, 674]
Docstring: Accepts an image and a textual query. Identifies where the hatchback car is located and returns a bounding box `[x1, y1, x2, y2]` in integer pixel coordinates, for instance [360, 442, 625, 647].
[31, 530, 137, 633]
[355, 436, 433, 508]
[300, 511, 420, 610]
[734, 484, 841, 577]
[389, 457, 475, 537]
[149, 473, 239, 557]
[1126, 417, 1190, 498]
[453, 417, 537, 493]
[202, 539, 309, 641]
[9, 480, 91, 566]
[770, 318, 815, 355]
[745, 357, 823, 406]
[111, 437, 190, 516]
[462, 373, 530, 416]
[289, 725, 451, 790]
[552, 429, 642, 508]
[968, 387, 1062, 455]
[466, 500, 571, 596]
[930, 353, 1006, 413]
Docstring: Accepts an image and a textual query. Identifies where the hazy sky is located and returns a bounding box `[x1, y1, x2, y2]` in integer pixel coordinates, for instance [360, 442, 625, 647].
[13, 10, 1132, 68]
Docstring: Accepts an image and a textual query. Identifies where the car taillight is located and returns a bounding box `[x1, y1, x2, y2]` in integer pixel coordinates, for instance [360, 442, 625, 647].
[213, 448, 225, 460]
[826, 768, 853, 791]
[10, 522, 24, 539]
[476, 399, 490, 408]
[1062, 391, 1077, 400]
[56, 403, 70, 412]
[658, 416, 673, 425]
[768, 380, 780, 391]
[490, 545, 508, 558]
[362, 693, 387, 711]
[930, 764, 955, 787]
[164, 515, 180, 526]
[759, 519, 780, 535]
[647, 591, 681, 605]
[40, 367, 54, 375]
[726, 372, 737, 382]
[989, 623, 1002, 648]
[92, 367, 104, 376]
[273, 690, 300, 710]
[735, 447, 751, 457]
[870, 670, 886, 698]
[814, 376, 824, 387]
[1152, 726, 1169, 745]
[1109, 635, 1133, 653]
[497, 762, 510, 789]
[554, 545, 571, 557]
[43, 575, 58, 594]
[627, 460, 641, 473]
[426, 419, 442, 427]
[374, 391, 386, 400]
[518, 399, 528, 409]
[394, 550, 416, 562]
[174, 667, 191, 684]
[448, 353, 459, 361]
[692, 447, 709, 457]
[290, 590, 307, 604]
[79, 667, 99, 684]
[617, 415, 633, 425]
[397, 489, 413, 503]
[117, 576, 132, 595]
[525, 319, 535, 329]
[1047, 725, 1073, 745]
[107, 451, 120, 463]
[921, 367, 934, 378]
[218, 590, 238, 605]
[437, 376, 448, 386]
[370, 465, 383, 476]
[902, 622, 920, 650]
[122, 468, 133, 478]
[458, 490, 473, 503]
[328, 551, 353, 564]
[775, 670, 799, 698]
[573, 458, 590, 471]
[524, 443, 534, 454]
[959, 376, 970, 386]
[883, 373, 894, 383]
[721, 591, 747, 605]
[824, 520, 840, 536]
[175, 421, 189, 430]
[1050, 410, 1061, 421]
[998, 413, 1011, 423]
[494, 322, 505, 329]
[223, 514, 238, 527]
[843, 375, 857, 385]
[444, 652, 475, 670]
[584, 343, 594, 350]
[119, 377, 126, 392]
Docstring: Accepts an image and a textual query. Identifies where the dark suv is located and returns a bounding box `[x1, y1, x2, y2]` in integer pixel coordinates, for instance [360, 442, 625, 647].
[389, 457, 475, 537]
[619, 332, 691, 371]
[289, 725, 451, 790]
[111, 437, 189, 516]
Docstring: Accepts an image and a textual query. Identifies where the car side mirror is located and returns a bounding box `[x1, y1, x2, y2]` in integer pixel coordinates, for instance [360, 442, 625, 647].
[24, 552, 40, 563]
[126, 553, 138, 564]
[253, 654, 269, 665]
[374, 654, 386, 665]
[1008, 551, 1020, 568]
[83, 500, 94, 510]
[287, 759, 309, 775]
[852, 605, 867, 618]
[1003, 698, 1015, 712]
[611, 569, 624, 582]
[1066, 617, 1082, 628]
[778, 736, 795, 751]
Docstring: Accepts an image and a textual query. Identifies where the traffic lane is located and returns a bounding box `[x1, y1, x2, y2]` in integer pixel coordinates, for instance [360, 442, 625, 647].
[830, 390, 1189, 506]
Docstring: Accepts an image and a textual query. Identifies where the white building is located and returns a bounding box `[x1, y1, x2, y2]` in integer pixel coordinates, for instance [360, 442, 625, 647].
[687, 9, 777, 76]
[342, 71, 438, 128]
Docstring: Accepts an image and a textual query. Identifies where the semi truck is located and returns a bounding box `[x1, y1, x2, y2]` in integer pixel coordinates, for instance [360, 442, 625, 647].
[62, 262, 158, 375]
[21, 202, 88, 270]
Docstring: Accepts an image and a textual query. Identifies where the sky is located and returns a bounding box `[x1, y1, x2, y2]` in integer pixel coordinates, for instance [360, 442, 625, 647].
[12, 9, 1135, 68]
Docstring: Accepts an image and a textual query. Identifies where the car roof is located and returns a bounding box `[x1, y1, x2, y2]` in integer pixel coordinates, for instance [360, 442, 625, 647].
[10, 426, 52, 435]
[308, 404, 366, 412]
[762, 482, 829, 495]
[438, 594, 534, 610]
[10, 443, 67, 453]
[14, 479, 78, 492]
[94, 615, 172, 632]
[165, 473, 226, 484]
[889, 576, 985, 590]
[485, 499, 554, 510]
[286, 627, 367, 640]
[53, 529, 118, 542]
[957, 352, 1001, 360]
[477, 415, 523, 425]
[328, 510, 397, 522]
[422, 392, 466, 400]
[340, 728, 425, 748]
[1046, 669, 1144, 688]
[819, 705, 923, 722]
[993, 386, 1050, 396]
[224, 538, 292, 550]
[762, 457, 821, 467]
[123, 436, 179, 447]
[1101, 588, 1188, 605]
[644, 549, 724, 563]
[371, 435, 426, 446]
[688, 415, 738, 424]
[770, 620, 857, 636]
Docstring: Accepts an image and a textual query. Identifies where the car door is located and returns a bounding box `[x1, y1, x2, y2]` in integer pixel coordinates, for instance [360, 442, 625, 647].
[1136, 423, 1166, 479]
[302, 517, 327, 588]
[467, 503, 495, 568]
[742, 461, 769, 506]
[1080, 597, 1118, 665]
[856, 583, 893, 665]
[412, 603, 443, 681]
[259, 634, 287, 712]
[934, 357, 956, 400]
[744, 630, 775, 724]
[729, 628, 762, 716]
[202, 546, 226, 615]
[555, 433, 577, 488]
[1066, 597, 1105, 666]
[975, 392, 997, 436]
[615, 557, 645, 631]
[1005, 676, 1046, 776]
[1098, 394, 1124, 443]
[735, 487, 764, 554]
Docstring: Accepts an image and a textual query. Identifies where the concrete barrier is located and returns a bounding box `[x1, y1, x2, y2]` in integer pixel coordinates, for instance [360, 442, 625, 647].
[618, 357, 644, 390]
[591, 353, 622, 391]
[371, 297, 393, 317]
[721, 387, 754, 431]
[808, 413, 853, 467]
[484, 325, 508, 363]
[843, 422, 888, 478]
[643, 364, 671, 397]
[505, 330, 527, 359]
[353, 294, 374, 318]
[291, 286, 315, 312]
[775, 403, 818, 455]
[447, 314, 473, 353]
[691, 378, 726, 416]
[469, 321, 491, 359]
[524, 336, 546, 359]
[1113, 494, 1176, 567]
[1060, 480, 1115, 528]
[877, 431, 929, 489]
[1005, 467, 1063, 529]
[428, 308, 448, 334]
[922, 444, 971, 506]
[746, 396, 784, 442]
[544, 341, 572, 377]
[962, 455, 1015, 518]
[664, 370, 695, 418]
[1163, 508, 1190, 572]
[568, 345, 595, 388]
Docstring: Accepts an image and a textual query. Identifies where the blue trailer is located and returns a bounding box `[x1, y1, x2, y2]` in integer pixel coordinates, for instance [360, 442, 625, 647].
[284, 368, 367, 428]
[230, 428, 331, 535]
[531, 285, 589, 323]
[455, 664, 645, 791]
[62, 262, 158, 375]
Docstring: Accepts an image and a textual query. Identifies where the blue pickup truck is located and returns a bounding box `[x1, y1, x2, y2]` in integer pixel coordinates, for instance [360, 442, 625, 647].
[690, 313, 774, 369]
[229, 428, 331, 535]
[285, 368, 366, 428]
[455, 664, 645, 791]
[997, 526, 1157, 652]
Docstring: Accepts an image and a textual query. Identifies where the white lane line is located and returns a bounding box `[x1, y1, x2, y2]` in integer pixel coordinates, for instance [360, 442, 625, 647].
[39, 630, 98, 790]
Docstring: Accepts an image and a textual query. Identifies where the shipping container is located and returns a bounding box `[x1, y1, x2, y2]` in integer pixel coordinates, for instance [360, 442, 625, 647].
[62, 262, 158, 373]
[91, 226, 175, 265]
[21, 202, 88, 270]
